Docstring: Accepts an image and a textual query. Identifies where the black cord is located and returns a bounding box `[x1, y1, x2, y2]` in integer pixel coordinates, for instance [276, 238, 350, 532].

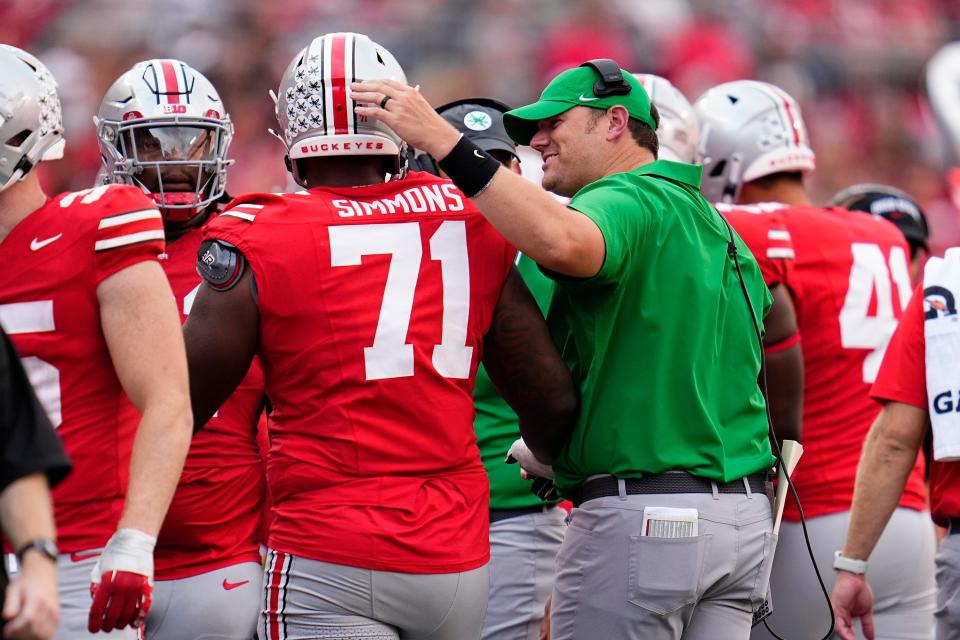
[723, 220, 836, 640]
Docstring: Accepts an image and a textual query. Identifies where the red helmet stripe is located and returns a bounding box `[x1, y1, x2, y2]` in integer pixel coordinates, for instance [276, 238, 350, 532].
[771, 86, 801, 145]
[161, 60, 181, 105]
[329, 33, 349, 135]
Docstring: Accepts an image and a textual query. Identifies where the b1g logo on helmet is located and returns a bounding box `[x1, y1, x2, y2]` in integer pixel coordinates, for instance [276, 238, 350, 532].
[162, 104, 187, 114]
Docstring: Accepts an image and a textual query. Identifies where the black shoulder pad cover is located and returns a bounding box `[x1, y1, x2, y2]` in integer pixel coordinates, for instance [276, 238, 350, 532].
[196, 239, 246, 291]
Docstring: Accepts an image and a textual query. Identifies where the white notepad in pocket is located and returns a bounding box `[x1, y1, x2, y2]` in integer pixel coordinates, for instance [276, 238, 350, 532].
[641, 507, 699, 538]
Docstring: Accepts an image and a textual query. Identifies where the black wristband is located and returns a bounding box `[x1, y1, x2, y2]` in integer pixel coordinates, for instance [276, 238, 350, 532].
[437, 135, 501, 198]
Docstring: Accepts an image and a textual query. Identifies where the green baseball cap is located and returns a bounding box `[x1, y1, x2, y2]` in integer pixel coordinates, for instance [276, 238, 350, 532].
[503, 64, 655, 145]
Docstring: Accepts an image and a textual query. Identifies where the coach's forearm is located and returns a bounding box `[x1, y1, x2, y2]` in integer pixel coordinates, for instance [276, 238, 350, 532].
[118, 398, 191, 536]
[0, 473, 56, 550]
[842, 402, 926, 561]
[470, 169, 604, 277]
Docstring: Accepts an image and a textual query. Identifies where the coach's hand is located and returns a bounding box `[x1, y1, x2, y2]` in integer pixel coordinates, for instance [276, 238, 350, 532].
[88, 528, 156, 633]
[3, 551, 58, 640]
[831, 570, 875, 640]
[351, 79, 461, 160]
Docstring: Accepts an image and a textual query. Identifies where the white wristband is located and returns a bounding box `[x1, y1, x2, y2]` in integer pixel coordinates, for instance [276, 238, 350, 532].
[833, 550, 868, 574]
[92, 528, 157, 583]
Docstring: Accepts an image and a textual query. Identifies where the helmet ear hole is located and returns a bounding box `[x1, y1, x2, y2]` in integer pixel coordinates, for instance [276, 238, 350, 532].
[5, 129, 31, 148]
[709, 159, 727, 178]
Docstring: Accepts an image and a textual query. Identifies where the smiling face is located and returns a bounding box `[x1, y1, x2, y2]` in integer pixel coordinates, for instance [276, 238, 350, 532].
[529, 106, 607, 197]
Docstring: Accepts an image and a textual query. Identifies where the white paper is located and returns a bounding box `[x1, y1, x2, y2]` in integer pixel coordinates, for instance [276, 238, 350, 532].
[773, 440, 804, 535]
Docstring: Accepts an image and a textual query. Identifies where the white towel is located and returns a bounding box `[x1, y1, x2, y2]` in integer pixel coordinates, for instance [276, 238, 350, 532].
[924, 247, 960, 460]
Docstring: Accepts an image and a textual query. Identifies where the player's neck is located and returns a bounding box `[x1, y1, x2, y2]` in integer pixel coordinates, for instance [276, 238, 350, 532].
[738, 180, 812, 207]
[0, 173, 47, 243]
[297, 156, 395, 188]
[164, 208, 213, 244]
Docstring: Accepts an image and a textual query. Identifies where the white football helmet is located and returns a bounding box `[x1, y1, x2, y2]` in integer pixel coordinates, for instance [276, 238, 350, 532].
[0, 45, 64, 192]
[927, 42, 960, 165]
[693, 80, 815, 203]
[273, 32, 407, 186]
[95, 59, 233, 221]
[633, 73, 699, 164]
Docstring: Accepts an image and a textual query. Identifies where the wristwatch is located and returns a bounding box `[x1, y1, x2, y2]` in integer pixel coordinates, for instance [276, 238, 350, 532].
[833, 550, 868, 574]
[15, 538, 59, 563]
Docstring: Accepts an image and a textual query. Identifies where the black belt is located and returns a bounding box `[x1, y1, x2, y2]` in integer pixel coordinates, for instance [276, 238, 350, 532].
[489, 504, 556, 524]
[574, 472, 769, 507]
[948, 518, 960, 535]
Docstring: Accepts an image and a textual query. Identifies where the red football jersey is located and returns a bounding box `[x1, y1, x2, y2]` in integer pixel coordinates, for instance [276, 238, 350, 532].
[0, 185, 164, 552]
[778, 204, 926, 520]
[153, 224, 266, 579]
[202, 172, 515, 573]
[715, 202, 796, 291]
[872, 284, 960, 527]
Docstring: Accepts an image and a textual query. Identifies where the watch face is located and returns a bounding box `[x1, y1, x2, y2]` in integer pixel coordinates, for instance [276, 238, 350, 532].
[18, 539, 58, 562]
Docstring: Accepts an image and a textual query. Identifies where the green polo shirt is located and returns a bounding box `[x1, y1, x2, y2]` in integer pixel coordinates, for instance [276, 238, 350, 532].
[473, 254, 559, 510]
[547, 159, 775, 497]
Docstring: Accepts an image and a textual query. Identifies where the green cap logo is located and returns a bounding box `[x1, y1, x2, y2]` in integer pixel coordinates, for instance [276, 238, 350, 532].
[464, 110, 493, 131]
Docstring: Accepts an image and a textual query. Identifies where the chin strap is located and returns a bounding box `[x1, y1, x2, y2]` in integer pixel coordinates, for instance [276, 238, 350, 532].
[150, 192, 201, 221]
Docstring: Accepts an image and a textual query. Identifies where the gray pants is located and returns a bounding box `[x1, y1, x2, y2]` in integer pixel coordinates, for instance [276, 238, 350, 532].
[482, 506, 566, 640]
[147, 561, 262, 639]
[935, 533, 960, 639]
[49, 550, 138, 639]
[259, 549, 489, 640]
[751, 508, 936, 640]
[550, 489, 774, 640]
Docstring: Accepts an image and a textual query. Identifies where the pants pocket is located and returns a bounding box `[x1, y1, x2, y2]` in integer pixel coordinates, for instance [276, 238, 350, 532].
[627, 533, 710, 615]
[749, 531, 778, 607]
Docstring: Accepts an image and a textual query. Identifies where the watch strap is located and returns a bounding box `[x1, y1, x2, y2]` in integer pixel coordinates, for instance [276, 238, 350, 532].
[15, 538, 58, 563]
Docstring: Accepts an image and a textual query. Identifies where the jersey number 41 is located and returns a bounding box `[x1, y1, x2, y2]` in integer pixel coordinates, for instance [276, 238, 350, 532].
[839, 243, 912, 383]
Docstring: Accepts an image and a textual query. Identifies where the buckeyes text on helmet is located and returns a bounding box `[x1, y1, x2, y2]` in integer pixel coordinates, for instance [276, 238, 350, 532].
[693, 80, 815, 203]
[0, 44, 65, 192]
[94, 59, 234, 222]
[274, 32, 407, 175]
[632, 74, 699, 165]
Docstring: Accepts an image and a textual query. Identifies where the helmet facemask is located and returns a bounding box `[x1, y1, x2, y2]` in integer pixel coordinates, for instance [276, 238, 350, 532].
[98, 115, 232, 221]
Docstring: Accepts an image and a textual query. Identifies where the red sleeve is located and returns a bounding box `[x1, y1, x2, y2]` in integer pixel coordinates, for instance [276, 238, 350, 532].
[89, 185, 165, 284]
[871, 283, 926, 408]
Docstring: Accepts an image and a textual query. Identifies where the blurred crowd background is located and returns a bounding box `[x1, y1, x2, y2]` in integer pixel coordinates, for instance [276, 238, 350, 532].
[6, 0, 960, 253]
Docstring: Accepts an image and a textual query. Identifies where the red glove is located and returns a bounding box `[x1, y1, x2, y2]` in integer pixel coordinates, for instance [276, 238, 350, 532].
[88, 528, 156, 633]
[88, 571, 152, 632]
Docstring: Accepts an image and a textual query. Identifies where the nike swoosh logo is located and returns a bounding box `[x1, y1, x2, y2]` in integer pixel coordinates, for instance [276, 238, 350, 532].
[222, 579, 250, 591]
[578, 94, 599, 102]
[70, 551, 100, 562]
[473, 150, 484, 159]
[31, 233, 63, 251]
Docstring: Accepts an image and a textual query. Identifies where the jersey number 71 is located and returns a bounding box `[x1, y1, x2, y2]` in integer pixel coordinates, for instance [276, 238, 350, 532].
[330, 221, 473, 381]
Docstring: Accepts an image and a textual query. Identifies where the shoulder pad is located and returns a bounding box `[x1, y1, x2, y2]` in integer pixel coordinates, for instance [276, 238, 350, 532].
[196, 239, 246, 291]
[220, 192, 288, 223]
[59, 184, 154, 214]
